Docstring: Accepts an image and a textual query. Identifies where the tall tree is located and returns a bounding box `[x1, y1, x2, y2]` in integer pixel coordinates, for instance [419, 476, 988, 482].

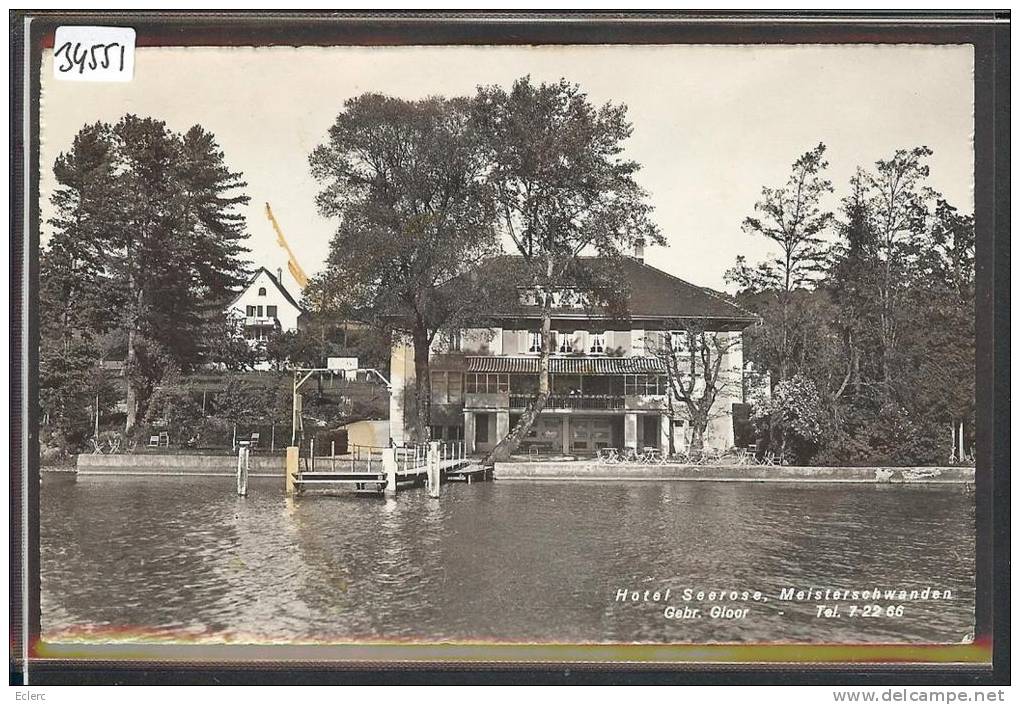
[473, 76, 662, 461]
[39, 123, 121, 445]
[308, 94, 504, 442]
[828, 171, 882, 408]
[44, 115, 251, 435]
[42, 122, 121, 348]
[733, 144, 974, 466]
[646, 323, 742, 454]
[115, 117, 251, 432]
[897, 198, 975, 459]
[735, 143, 834, 384]
[860, 146, 933, 395]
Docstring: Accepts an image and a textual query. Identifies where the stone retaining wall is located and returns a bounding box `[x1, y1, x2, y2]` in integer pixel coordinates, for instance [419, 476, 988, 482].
[493, 461, 974, 484]
[77, 453, 284, 476]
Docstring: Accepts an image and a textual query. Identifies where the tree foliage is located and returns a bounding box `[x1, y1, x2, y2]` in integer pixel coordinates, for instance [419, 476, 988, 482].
[732, 144, 974, 465]
[40, 115, 251, 441]
[732, 143, 834, 383]
[473, 76, 663, 460]
[307, 94, 504, 442]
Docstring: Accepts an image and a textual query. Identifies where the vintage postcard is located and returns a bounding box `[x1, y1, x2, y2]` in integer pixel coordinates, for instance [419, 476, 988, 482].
[12, 12, 1008, 683]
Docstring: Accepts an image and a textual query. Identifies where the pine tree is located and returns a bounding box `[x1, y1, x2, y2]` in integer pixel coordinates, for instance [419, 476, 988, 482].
[43, 115, 251, 437]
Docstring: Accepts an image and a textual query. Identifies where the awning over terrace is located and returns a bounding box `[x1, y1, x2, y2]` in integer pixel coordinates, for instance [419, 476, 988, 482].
[465, 356, 666, 375]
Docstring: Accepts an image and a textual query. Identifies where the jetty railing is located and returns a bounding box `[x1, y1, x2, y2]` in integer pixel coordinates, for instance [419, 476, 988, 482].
[293, 438, 478, 498]
[304, 441, 467, 475]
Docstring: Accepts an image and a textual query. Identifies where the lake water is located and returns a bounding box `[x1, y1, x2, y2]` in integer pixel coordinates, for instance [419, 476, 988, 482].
[40, 474, 975, 645]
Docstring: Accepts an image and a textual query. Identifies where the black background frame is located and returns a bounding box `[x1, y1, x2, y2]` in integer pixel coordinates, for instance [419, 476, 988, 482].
[9, 9, 1010, 686]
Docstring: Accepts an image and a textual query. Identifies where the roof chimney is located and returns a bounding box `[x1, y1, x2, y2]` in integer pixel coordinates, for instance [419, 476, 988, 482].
[633, 237, 645, 263]
[276, 267, 283, 283]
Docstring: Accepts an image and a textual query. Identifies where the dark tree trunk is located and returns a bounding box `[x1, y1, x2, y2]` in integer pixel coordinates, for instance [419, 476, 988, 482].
[411, 326, 432, 444]
[689, 416, 706, 454]
[125, 276, 143, 435]
[485, 270, 553, 464]
[125, 324, 138, 434]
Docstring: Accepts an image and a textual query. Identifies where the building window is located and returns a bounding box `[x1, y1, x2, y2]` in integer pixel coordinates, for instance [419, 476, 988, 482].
[246, 305, 256, 317]
[528, 331, 542, 353]
[558, 332, 573, 354]
[430, 371, 464, 404]
[258, 287, 267, 296]
[589, 331, 605, 354]
[448, 372, 463, 401]
[669, 330, 688, 352]
[267, 305, 278, 318]
[431, 373, 446, 404]
[624, 374, 667, 396]
[465, 373, 509, 394]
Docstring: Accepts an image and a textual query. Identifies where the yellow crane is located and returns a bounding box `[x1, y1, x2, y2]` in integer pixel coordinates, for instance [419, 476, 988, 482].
[265, 202, 309, 290]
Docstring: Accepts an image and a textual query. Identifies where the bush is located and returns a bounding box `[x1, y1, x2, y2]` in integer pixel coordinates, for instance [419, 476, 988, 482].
[812, 405, 951, 466]
[751, 375, 825, 464]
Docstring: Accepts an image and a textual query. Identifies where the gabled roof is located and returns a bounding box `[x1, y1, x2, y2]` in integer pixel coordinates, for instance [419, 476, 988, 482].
[621, 257, 755, 321]
[226, 267, 306, 313]
[466, 255, 755, 326]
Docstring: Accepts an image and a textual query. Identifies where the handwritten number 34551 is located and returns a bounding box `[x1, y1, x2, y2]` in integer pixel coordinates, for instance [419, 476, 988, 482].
[55, 41, 126, 74]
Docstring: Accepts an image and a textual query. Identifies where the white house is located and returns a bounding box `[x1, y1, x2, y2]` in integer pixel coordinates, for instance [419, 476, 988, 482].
[225, 267, 305, 344]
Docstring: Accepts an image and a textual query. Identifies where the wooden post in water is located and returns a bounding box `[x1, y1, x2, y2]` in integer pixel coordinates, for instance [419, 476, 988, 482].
[310, 437, 315, 473]
[954, 418, 962, 463]
[383, 447, 397, 496]
[427, 440, 441, 498]
[331, 440, 336, 471]
[236, 442, 249, 496]
[285, 446, 298, 496]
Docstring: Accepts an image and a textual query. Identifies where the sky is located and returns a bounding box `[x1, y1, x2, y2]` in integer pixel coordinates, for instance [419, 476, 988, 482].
[39, 44, 974, 292]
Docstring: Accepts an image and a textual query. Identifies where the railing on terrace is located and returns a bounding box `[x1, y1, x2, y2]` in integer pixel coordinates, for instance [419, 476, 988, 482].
[509, 393, 625, 410]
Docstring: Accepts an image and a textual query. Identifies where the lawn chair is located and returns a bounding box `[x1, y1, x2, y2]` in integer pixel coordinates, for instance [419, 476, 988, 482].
[250, 432, 260, 450]
[106, 436, 121, 454]
[90, 438, 104, 455]
[148, 434, 161, 448]
[641, 447, 665, 465]
[620, 447, 640, 464]
[158, 431, 170, 447]
[733, 447, 753, 466]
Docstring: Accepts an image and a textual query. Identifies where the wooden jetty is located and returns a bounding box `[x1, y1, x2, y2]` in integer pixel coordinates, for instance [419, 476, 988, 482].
[291, 441, 485, 496]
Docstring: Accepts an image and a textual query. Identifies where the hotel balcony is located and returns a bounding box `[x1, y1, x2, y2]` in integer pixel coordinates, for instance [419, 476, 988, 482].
[463, 392, 667, 412]
[510, 393, 624, 411]
[244, 316, 278, 327]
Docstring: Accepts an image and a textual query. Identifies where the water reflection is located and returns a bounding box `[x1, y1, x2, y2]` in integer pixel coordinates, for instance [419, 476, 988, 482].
[41, 474, 974, 644]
